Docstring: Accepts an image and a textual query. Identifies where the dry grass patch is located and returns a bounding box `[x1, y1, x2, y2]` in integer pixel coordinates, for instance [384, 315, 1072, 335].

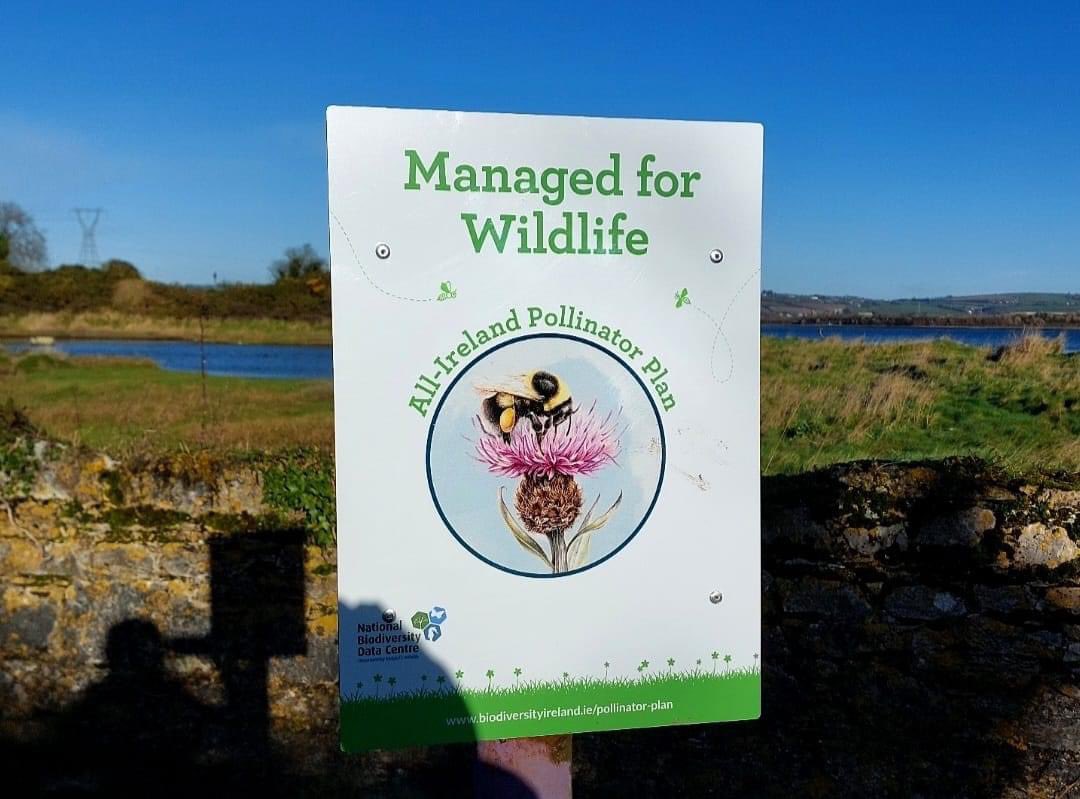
[992, 332, 1066, 364]
[0, 311, 330, 345]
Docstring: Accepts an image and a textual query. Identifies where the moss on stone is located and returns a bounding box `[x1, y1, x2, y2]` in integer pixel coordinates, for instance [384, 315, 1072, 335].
[100, 470, 125, 506]
[13, 573, 73, 588]
[151, 450, 226, 489]
[100, 505, 192, 541]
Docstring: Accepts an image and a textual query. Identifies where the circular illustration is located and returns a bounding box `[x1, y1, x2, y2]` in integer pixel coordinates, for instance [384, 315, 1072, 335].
[427, 334, 665, 577]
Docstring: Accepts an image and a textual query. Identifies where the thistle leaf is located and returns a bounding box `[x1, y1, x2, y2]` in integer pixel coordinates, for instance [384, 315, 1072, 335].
[567, 492, 623, 569]
[575, 493, 602, 537]
[498, 487, 552, 569]
[577, 491, 623, 537]
[565, 492, 600, 561]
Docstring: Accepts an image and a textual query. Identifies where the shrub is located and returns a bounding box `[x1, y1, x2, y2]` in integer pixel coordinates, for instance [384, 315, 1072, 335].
[262, 449, 336, 546]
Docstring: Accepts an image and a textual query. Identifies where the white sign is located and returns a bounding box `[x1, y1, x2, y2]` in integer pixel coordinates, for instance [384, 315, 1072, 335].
[328, 106, 762, 750]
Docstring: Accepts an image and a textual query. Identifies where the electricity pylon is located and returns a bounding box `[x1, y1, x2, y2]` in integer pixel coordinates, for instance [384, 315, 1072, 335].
[73, 208, 103, 266]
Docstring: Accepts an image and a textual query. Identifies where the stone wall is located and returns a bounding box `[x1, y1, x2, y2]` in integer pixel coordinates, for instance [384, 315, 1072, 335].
[2, 446, 1078, 796]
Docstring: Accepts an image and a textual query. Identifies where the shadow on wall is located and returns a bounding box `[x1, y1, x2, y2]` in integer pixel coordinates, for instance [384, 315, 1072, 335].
[1, 528, 534, 797]
[12, 459, 1067, 795]
[575, 460, 1080, 797]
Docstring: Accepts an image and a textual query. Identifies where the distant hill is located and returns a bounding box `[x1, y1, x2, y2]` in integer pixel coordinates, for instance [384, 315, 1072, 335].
[762, 291, 1080, 326]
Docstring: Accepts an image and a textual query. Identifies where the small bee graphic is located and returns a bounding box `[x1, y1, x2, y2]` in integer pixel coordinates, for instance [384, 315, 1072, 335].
[437, 281, 457, 301]
[674, 288, 691, 309]
[476, 371, 573, 444]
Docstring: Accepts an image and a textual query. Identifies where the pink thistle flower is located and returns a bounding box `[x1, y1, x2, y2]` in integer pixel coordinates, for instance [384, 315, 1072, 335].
[475, 406, 621, 479]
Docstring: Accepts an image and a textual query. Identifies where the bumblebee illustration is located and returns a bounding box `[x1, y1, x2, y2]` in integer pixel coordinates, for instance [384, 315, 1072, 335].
[476, 370, 574, 444]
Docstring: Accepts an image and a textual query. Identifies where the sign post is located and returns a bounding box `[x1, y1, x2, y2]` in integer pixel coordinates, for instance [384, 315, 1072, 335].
[327, 107, 762, 764]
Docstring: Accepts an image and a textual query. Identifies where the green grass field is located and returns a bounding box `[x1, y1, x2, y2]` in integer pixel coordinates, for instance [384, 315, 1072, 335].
[762, 334, 1079, 475]
[2, 334, 1076, 476]
[0, 352, 333, 454]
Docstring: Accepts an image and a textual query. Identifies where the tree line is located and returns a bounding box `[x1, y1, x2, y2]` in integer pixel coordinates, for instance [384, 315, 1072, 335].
[0, 201, 331, 320]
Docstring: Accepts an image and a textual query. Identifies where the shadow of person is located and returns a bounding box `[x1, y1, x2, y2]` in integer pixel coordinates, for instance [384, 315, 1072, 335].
[338, 602, 538, 797]
[36, 619, 218, 796]
[3, 529, 536, 796]
[23, 526, 311, 795]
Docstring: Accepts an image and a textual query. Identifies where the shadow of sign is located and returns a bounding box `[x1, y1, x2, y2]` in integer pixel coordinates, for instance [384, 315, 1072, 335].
[171, 529, 307, 759]
[0, 528, 535, 795]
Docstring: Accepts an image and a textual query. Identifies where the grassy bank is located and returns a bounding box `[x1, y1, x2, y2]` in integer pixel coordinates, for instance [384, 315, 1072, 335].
[2, 335, 1076, 476]
[0, 352, 333, 454]
[763, 334, 1079, 475]
[0, 311, 331, 346]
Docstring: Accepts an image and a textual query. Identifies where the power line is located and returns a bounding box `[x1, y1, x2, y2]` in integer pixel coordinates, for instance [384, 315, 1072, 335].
[73, 207, 103, 266]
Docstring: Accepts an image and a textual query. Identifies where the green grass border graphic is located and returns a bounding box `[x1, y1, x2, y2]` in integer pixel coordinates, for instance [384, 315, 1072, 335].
[341, 666, 761, 750]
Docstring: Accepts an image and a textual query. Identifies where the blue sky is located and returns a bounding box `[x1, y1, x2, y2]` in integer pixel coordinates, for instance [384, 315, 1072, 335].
[2, 2, 1077, 296]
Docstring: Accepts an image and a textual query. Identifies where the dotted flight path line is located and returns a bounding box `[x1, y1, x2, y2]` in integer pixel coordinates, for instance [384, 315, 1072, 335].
[691, 267, 761, 385]
[331, 211, 437, 303]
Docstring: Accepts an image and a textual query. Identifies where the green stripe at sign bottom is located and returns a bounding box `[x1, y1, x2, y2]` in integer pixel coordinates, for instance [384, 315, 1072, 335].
[340, 670, 761, 751]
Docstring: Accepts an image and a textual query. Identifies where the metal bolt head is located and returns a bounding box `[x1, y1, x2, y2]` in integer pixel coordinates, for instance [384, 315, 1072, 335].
[708, 248, 724, 264]
[382, 609, 396, 623]
[375, 242, 391, 260]
[709, 591, 723, 605]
